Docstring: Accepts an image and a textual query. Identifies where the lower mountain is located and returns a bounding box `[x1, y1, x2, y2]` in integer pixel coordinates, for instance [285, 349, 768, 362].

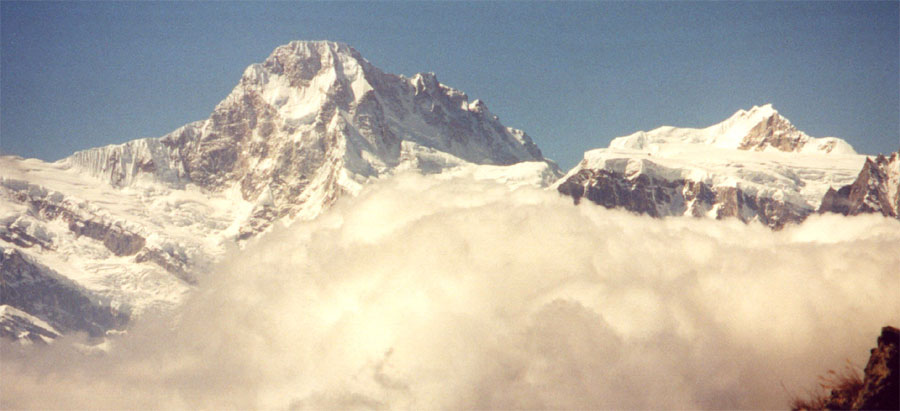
[555, 105, 896, 229]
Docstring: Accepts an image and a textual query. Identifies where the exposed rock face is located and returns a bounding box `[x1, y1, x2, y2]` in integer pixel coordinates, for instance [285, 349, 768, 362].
[819, 151, 900, 218]
[818, 326, 899, 410]
[0, 305, 60, 344]
[0, 178, 185, 274]
[733, 110, 853, 153]
[852, 326, 899, 410]
[738, 110, 808, 152]
[134, 248, 194, 284]
[557, 148, 899, 229]
[66, 218, 145, 257]
[819, 186, 854, 216]
[0, 248, 129, 338]
[0, 215, 54, 251]
[3, 179, 146, 257]
[557, 167, 809, 229]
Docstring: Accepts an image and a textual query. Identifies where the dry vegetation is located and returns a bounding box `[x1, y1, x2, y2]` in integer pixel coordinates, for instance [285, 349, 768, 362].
[790, 360, 864, 411]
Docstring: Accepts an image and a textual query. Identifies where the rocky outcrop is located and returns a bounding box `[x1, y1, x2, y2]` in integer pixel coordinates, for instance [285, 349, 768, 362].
[558, 168, 679, 217]
[851, 326, 900, 410]
[557, 167, 810, 229]
[819, 152, 900, 218]
[738, 110, 811, 152]
[0, 215, 55, 251]
[814, 326, 900, 410]
[0, 304, 60, 344]
[0, 248, 129, 338]
[134, 247, 194, 284]
[66, 218, 145, 257]
[819, 185, 854, 216]
[3, 179, 146, 257]
[557, 150, 898, 230]
[1, 178, 193, 283]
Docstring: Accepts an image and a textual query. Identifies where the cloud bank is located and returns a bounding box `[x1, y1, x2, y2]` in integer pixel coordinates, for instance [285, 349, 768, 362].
[3, 174, 899, 409]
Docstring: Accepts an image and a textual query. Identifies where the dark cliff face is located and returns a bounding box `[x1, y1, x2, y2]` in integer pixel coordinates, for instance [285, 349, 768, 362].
[819, 185, 854, 216]
[817, 326, 899, 411]
[0, 307, 60, 343]
[0, 248, 130, 338]
[556, 167, 810, 229]
[818, 151, 899, 218]
[851, 326, 899, 410]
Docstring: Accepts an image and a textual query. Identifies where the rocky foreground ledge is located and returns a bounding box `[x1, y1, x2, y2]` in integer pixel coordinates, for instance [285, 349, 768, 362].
[794, 326, 899, 410]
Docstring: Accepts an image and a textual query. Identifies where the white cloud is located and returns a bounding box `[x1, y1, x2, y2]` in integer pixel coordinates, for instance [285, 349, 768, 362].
[3, 173, 899, 409]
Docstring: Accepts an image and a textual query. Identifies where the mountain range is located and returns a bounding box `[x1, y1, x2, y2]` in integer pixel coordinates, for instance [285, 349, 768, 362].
[1, 41, 897, 343]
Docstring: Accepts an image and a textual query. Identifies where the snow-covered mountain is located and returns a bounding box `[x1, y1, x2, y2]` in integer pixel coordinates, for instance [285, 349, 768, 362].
[1, 41, 559, 342]
[65, 40, 556, 239]
[556, 105, 874, 228]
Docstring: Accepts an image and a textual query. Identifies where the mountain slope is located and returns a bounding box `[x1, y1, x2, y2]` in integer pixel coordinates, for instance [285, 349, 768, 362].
[0, 40, 559, 342]
[557, 105, 867, 228]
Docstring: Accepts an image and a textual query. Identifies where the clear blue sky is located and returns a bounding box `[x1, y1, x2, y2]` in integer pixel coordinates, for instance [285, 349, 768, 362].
[2, 1, 898, 169]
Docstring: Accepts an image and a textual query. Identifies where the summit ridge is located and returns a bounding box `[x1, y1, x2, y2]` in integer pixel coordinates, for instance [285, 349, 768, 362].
[610, 104, 856, 155]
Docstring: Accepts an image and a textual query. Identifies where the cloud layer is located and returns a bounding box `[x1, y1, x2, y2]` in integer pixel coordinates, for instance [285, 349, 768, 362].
[3, 174, 899, 409]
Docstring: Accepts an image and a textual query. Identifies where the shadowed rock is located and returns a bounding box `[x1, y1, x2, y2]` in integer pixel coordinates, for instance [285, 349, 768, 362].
[818, 152, 900, 218]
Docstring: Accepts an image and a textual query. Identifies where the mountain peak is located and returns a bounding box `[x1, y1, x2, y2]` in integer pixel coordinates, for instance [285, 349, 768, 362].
[65, 40, 552, 238]
[284, 39, 352, 49]
[725, 103, 777, 121]
[274, 40, 358, 60]
[233, 40, 378, 125]
[744, 103, 777, 117]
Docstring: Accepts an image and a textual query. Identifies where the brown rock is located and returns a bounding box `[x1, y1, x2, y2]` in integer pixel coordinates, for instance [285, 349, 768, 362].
[852, 326, 899, 410]
[819, 151, 900, 218]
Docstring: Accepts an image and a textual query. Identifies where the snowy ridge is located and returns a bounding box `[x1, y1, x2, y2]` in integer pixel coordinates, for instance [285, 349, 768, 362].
[440, 160, 562, 189]
[610, 104, 856, 155]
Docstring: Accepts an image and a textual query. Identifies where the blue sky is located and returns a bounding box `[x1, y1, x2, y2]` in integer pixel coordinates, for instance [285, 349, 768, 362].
[1, 1, 897, 169]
